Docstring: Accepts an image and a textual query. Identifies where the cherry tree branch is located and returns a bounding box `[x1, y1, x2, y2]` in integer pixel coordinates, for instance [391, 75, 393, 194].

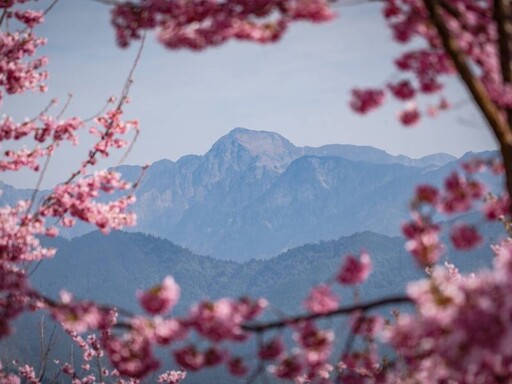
[60, 34, 145, 187]
[424, 0, 512, 212]
[242, 295, 411, 333]
[494, 0, 512, 124]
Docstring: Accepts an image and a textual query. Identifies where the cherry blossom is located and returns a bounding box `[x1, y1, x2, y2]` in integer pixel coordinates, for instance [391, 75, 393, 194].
[303, 283, 339, 314]
[227, 357, 249, 377]
[386, 240, 512, 383]
[388, 80, 416, 100]
[3, 0, 512, 383]
[398, 103, 421, 126]
[103, 331, 160, 378]
[337, 251, 372, 285]
[450, 223, 483, 250]
[138, 276, 180, 315]
[402, 217, 444, 267]
[349, 88, 386, 114]
[258, 336, 285, 360]
[111, 0, 335, 50]
[157, 369, 186, 384]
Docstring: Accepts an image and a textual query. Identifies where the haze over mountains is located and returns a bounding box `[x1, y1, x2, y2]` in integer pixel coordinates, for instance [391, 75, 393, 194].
[7, 223, 500, 383]
[0, 127, 500, 261]
[2, 128, 505, 382]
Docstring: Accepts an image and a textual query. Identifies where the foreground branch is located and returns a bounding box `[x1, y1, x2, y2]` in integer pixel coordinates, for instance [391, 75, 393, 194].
[494, 0, 512, 125]
[424, 0, 512, 211]
[242, 295, 411, 333]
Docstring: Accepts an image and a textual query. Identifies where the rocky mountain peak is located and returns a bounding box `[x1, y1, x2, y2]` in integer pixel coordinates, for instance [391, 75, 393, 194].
[205, 127, 301, 173]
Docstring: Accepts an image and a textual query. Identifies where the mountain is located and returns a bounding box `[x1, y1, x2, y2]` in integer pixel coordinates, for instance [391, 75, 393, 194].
[5, 224, 503, 383]
[303, 144, 456, 168]
[29, 230, 413, 312]
[0, 127, 500, 261]
[125, 129, 497, 260]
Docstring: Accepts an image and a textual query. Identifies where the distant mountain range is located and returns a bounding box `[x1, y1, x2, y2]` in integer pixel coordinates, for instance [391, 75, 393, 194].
[32, 225, 500, 312]
[5, 224, 503, 383]
[0, 127, 501, 261]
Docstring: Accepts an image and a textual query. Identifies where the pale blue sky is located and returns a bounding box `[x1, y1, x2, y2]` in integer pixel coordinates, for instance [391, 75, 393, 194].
[2, 0, 496, 188]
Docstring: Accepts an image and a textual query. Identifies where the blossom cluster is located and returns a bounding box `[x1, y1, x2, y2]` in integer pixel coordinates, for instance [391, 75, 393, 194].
[0, 0, 140, 371]
[402, 156, 509, 267]
[3, 0, 512, 383]
[111, 0, 334, 50]
[350, 0, 509, 126]
[93, 252, 374, 381]
[0, 7, 48, 105]
[386, 240, 512, 383]
[22, 250, 372, 383]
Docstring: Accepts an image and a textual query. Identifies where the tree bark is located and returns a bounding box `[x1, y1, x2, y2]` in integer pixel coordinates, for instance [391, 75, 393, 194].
[425, 0, 512, 211]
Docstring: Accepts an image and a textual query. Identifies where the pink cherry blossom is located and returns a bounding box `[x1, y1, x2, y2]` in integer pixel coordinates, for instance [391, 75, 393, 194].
[131, 316, 186, 345]
[203, 346, 227, 367]
[138, 276, 180, 315]
[103, 332, 160, 378]
[227, 357, 249, 377]
[303, 284, 339, 314]
[483, 194, 510, 220]
[450, 223, 483, 250]
[402, 218, 444, 267]
[270, 353, 303, 380]
[157, 369, 186, 384]
[50, 295, 104, 334]
[337, 251, 372, 285]
[349, 88, 386, 114]
[173, 345, 205, 371]
[111, 0, 334, 50]
[414, 184, 439, 206]
[388, 80, 416, 100]
[188, 297, 266, 342]
[399, 103, 421, 126]
[351, 313, 383, 338]
[293, 321, 334, 366]
[258, 336, 285, 360]
[385, 243, 512, 383]
[440, 172, 486, 214]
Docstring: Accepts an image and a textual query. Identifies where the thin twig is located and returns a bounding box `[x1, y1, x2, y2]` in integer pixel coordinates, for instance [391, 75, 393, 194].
[341, 312, 362, 357]
[117, 128, 139, 165]
[60, 32, 146, 187]
[96, 355, 104, 382]
[83, 98, 111, 123]
[0, 8, 7, 28]
[43, 0, 60, 17]
[56, 93, 73, 119]
[26, 144, 54, 216]
[38, 320, 57, 382]
[20, 0, 60, 33]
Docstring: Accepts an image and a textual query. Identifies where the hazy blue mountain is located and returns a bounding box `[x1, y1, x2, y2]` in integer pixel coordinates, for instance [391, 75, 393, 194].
[5, 221, 503, 383]
[0, 180, 36, 206]
[303, 144, 456, 168]
[0, 128, 500, 260]
[30, 230, 413, 313]
[124, 129, 497, 260]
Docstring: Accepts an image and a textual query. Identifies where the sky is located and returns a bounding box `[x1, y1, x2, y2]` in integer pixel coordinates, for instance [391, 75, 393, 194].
[3, 0, 498, 188]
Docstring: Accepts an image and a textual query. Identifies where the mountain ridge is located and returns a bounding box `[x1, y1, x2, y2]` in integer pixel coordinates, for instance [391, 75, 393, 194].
[0, 128, 500, 261]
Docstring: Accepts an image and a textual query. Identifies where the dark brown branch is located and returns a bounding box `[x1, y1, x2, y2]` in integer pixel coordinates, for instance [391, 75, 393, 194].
[424, 0, 512, 213]
[494, 0, 512, 125]
[36, 292, 135, 320]
[438, 0, 461, 20]
[0, 8, 7, 27]
[43, 0, 60, 16]
[242, 296, 411, 333]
